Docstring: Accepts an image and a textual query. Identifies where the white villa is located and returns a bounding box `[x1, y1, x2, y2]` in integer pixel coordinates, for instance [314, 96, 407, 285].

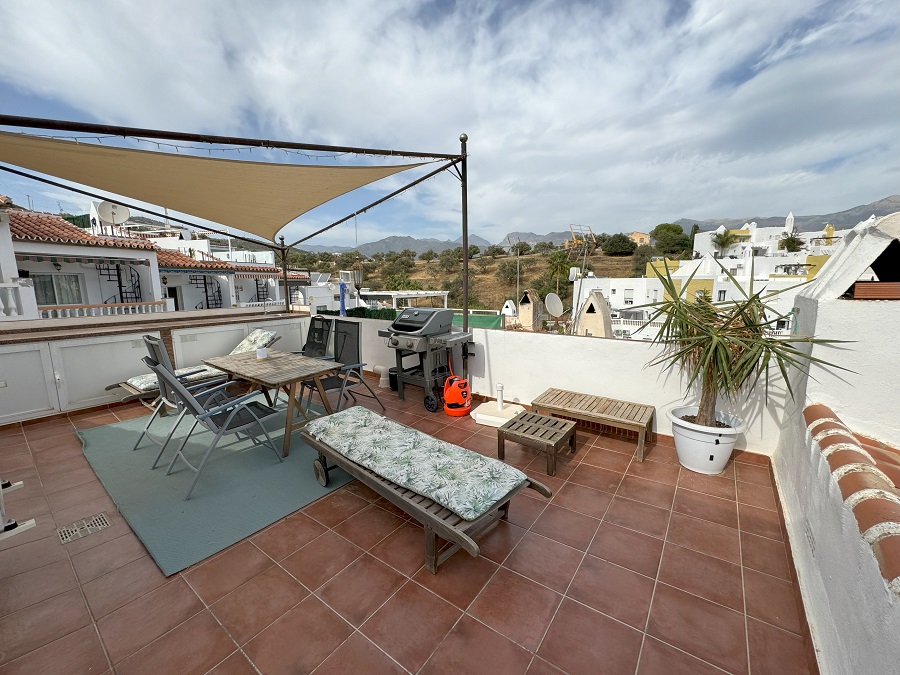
[692, 212, 848, 259]
[0, 205, 398, 320]
[573, 214, 863, 339]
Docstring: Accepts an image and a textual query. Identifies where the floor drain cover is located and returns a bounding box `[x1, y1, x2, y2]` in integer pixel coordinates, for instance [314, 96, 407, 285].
[57, 512, 111, 544]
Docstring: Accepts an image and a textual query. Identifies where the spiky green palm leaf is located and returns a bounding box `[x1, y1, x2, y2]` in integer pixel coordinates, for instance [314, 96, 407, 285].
[638, 260, 850, 426]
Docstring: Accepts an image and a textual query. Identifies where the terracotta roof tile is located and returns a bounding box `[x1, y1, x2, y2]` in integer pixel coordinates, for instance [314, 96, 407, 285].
[233, 264, 285, 274]
[805, 403, 900, 595]
[808, 420, 848, 437]
[838, 469, 895, 502]
[873, 535, 900, 590]
[817, 432, 862, 450]
[827, 448, 876, 474]
[852, 498, 900, 537]
[803, 404, 838, 426]
[7, 210, 155, 250]
[0, 194, 11, 206]
[156, 249, 234, 270]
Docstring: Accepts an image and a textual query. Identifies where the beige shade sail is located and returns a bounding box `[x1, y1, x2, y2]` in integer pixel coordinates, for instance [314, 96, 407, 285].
[0, 131, 426, 242]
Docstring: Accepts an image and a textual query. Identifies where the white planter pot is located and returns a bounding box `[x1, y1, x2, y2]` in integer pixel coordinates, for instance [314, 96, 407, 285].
[667, 406, 747, 475]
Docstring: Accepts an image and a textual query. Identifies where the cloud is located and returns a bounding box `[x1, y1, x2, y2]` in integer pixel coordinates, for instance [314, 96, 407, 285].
[0, 0, 897, 246]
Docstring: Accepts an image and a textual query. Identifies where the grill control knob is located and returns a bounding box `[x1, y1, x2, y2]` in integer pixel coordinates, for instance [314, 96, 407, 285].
[405, 339, 414, 348]
[389, 336, 399, 347]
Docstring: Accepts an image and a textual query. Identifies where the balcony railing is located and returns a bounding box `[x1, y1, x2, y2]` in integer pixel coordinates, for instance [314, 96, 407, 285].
[0, 282, 25, 318]
[612, 318, 663, 328]
[39, 300, 168, 318]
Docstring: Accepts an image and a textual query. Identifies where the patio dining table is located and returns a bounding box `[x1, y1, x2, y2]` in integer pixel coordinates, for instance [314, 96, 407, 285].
[202, 349, 342, 458]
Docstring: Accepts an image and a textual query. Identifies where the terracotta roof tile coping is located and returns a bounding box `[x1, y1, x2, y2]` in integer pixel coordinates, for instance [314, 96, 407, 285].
[805, 403, 900, 594]
[874, 536, 900, 594]
[156, 248, 233, 270]
[8, 210, 155, 249]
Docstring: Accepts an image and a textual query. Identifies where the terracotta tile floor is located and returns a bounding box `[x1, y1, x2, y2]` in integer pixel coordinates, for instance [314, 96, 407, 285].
[0, 388, 818, 674]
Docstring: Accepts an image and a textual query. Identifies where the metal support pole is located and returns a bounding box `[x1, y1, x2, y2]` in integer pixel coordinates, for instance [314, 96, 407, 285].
[460, 134, 469, 333]
[280, 236, 290, 313]
[115, 265, 125, 303]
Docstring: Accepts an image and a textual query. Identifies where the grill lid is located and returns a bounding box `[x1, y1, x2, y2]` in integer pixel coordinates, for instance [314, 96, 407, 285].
[388, 308, 454, 336]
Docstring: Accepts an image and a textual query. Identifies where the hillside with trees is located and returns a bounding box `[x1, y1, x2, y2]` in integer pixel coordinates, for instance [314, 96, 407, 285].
[286, 241, 642, 311]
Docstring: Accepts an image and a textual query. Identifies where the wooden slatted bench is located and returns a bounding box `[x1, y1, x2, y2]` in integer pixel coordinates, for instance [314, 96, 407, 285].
[531, 388, 655, 461]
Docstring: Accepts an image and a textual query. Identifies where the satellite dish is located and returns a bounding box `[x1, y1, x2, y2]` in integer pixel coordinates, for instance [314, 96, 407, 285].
[545, 293, 564, 318]
[97, 201, 130, 225]
[568, 267, 580, 282]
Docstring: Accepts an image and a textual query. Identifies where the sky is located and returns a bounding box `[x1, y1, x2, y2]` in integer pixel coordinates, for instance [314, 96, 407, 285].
[0, 0, 897, 248]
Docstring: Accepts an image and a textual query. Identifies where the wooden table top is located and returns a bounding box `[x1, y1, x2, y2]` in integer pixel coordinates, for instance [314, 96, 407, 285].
[203, 350, 341, 388]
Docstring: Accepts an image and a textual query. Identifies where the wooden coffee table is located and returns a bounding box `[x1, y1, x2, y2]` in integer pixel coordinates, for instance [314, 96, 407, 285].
[497, 411, 576, 476]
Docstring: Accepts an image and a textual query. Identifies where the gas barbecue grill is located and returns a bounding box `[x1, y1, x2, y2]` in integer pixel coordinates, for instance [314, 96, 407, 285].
[378, 308, 473, 412]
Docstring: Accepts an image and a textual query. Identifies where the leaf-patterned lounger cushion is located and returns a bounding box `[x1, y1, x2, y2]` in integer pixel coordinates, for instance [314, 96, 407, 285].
[125, 365, 224, 392]
[230, 329, 277, 354]
[304, 406, 527, 521]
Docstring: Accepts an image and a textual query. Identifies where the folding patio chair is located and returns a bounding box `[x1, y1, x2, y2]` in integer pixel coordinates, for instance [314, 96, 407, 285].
[143, 356, 283, 500]
[132, 335, 234, 469]
[107, 328, 282, 406]
[301, 319, 385, 413]
[299, 315, 332, 358]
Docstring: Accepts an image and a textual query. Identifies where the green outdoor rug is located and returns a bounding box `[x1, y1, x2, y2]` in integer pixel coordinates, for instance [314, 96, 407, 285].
[77, 402, 351, 576]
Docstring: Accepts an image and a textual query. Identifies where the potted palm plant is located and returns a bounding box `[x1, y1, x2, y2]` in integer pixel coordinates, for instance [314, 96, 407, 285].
[643, 261, 843, 474]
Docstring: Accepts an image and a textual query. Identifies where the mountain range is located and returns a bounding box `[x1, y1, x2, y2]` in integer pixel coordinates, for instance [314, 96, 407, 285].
[293, 195, 898, 254]
[673, 195, 900, 235]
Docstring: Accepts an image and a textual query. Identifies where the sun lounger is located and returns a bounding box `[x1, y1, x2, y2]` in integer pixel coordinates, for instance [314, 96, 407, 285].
[300, 407, 551, 573]
[106, 328, 281, 405]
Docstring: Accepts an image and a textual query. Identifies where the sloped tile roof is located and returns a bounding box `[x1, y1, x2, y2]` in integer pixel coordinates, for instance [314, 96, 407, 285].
[7, 210, 156, 250]
[156, 248, 234, 270]
[804, 404, 900, 595]
[0, 194, 11, 206]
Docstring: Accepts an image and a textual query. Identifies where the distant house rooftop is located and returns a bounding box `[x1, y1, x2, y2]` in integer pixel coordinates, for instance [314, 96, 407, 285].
[7, 210, 155, 250]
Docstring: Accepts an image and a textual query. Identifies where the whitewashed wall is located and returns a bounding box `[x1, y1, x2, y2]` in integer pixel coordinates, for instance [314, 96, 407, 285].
[0, 332, 155, 424]
[0, 342, 58, 424]
[798, 297, 900, 445]
[5, 313, 793, 450]
[774, 293, 900, 675]
[0, 316, 307, 423]
[356, 319, 787, 453]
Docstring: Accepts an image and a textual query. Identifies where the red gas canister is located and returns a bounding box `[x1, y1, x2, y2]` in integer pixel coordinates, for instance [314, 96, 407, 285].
[443, 355, 471, 417]
[443, 375, 471, 416]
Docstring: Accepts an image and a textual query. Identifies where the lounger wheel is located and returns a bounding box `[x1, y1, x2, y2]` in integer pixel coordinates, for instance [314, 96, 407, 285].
[423, 394, 440, 413]
[313, 458, 329, 486]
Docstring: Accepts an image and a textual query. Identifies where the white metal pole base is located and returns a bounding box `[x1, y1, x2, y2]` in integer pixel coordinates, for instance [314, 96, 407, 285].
[1, 518, 36, 542]
[1, 479, 36, 542]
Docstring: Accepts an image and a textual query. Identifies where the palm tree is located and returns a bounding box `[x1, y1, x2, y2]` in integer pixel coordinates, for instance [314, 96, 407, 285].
[546, 250, 570, 294]
[711, 231, 737, 256]
[644, 261, 847, 427]
[780, 232, 804, 253]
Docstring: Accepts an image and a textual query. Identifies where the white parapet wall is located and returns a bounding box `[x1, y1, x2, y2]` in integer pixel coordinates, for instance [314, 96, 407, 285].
[4, 314, 789, 448]
[357, 318, 786, 453]
[772, 292, 900, 674]
[0, 316, 311, 424]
